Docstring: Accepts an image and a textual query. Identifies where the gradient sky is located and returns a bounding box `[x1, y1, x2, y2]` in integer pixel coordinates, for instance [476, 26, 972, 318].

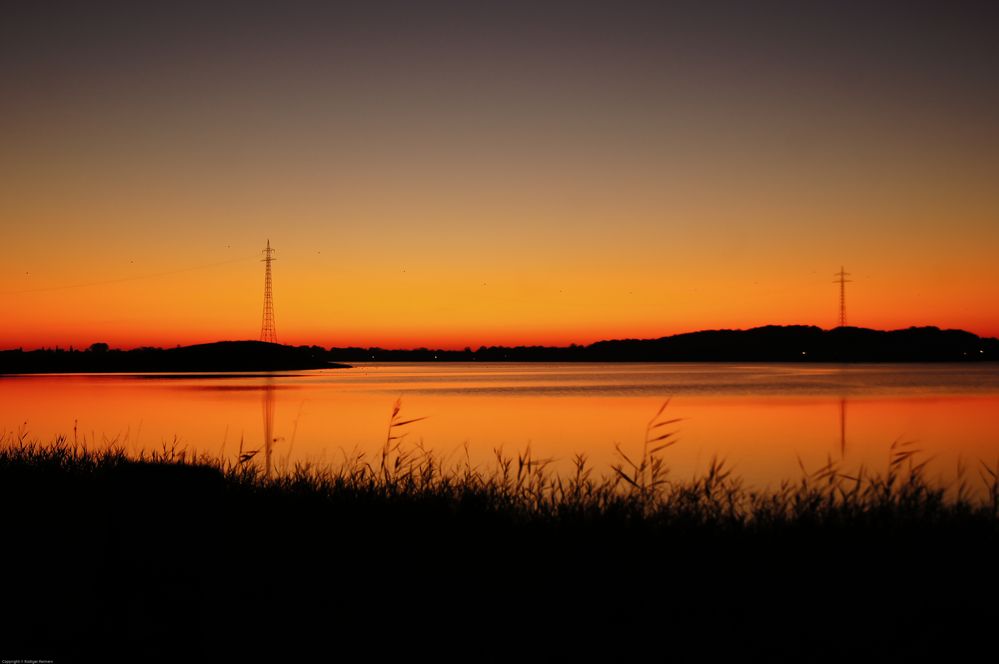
[3, 1, 998, 349]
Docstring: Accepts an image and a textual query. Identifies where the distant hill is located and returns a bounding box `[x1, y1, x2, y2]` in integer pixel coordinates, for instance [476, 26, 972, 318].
[3, 327, 997, 373]
[327, 326, 999, 363]
[0, 341, 349, 374]
[585, 325, 998, 362]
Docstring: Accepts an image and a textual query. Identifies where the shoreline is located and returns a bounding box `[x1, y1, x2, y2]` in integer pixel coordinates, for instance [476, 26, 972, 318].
[4, 437, 997, 659]
[4, 326, 998, 372]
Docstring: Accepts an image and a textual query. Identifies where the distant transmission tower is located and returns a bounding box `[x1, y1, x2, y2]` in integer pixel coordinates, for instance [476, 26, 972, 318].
[834, 267, 851, 328]
[260, 240, 277, 343]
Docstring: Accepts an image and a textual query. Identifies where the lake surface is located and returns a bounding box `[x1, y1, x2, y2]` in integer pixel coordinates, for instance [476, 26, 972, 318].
[3, 363, 998, 492]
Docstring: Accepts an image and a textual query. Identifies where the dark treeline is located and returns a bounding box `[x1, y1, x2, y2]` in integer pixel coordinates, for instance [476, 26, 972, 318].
[3, 326, 997, 373]
[331, 325, 999, 362]
[0, 340, 344, 373]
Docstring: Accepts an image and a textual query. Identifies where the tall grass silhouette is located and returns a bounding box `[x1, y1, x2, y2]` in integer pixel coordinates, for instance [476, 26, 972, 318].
[3, 399, 997, 526]
[5, 402, 997, 663]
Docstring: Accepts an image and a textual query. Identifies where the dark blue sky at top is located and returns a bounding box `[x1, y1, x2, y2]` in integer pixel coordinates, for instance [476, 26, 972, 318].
[3, 1, 997, 110]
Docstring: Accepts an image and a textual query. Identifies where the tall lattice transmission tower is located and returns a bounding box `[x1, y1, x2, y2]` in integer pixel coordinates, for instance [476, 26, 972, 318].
[834, 267, 851, 328]
[260, 240, 277, 343]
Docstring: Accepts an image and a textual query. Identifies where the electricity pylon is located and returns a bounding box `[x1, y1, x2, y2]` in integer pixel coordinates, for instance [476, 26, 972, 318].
[834, 267, 851, 328]
[260, 240, 277, 343]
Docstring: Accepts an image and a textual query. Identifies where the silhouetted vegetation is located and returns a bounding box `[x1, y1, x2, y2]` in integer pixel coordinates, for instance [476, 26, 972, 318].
[0, 340, 347, 373]
[4, 327, 996, 374]
[3, 406, 997, 661]
[331, 325, 998, 362]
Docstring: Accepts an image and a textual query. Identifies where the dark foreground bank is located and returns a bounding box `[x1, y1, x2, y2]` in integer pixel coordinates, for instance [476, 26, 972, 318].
[3, 439, 997, 662]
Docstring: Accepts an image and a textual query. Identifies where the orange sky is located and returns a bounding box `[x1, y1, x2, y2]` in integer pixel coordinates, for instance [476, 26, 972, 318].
[2, 2, 998, 349]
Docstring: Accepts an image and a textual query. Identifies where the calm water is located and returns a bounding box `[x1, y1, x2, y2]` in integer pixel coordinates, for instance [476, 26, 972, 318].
[3, 363, 998, 490]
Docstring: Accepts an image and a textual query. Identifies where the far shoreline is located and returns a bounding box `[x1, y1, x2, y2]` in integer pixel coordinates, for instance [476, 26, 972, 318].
[2, 325, 997, 373]
[0, 340, 348, 374]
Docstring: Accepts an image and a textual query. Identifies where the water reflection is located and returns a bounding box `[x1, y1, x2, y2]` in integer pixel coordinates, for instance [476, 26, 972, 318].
[262, 377, 275, 477]
[2, 364, 998, 494]
[840, 396, 847, 457]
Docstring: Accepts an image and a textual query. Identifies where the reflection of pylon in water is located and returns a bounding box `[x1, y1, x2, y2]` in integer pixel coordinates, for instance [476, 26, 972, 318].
[839, 397, 847, 457]
[260, 240, 277, 343]
[262, 380, 275, 477]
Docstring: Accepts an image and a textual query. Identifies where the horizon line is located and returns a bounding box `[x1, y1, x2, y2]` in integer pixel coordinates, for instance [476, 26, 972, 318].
[4, 323, 995, 353]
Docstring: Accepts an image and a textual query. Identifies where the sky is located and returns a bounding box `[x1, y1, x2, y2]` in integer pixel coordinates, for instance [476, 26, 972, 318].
[3, 1, 998, 349]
